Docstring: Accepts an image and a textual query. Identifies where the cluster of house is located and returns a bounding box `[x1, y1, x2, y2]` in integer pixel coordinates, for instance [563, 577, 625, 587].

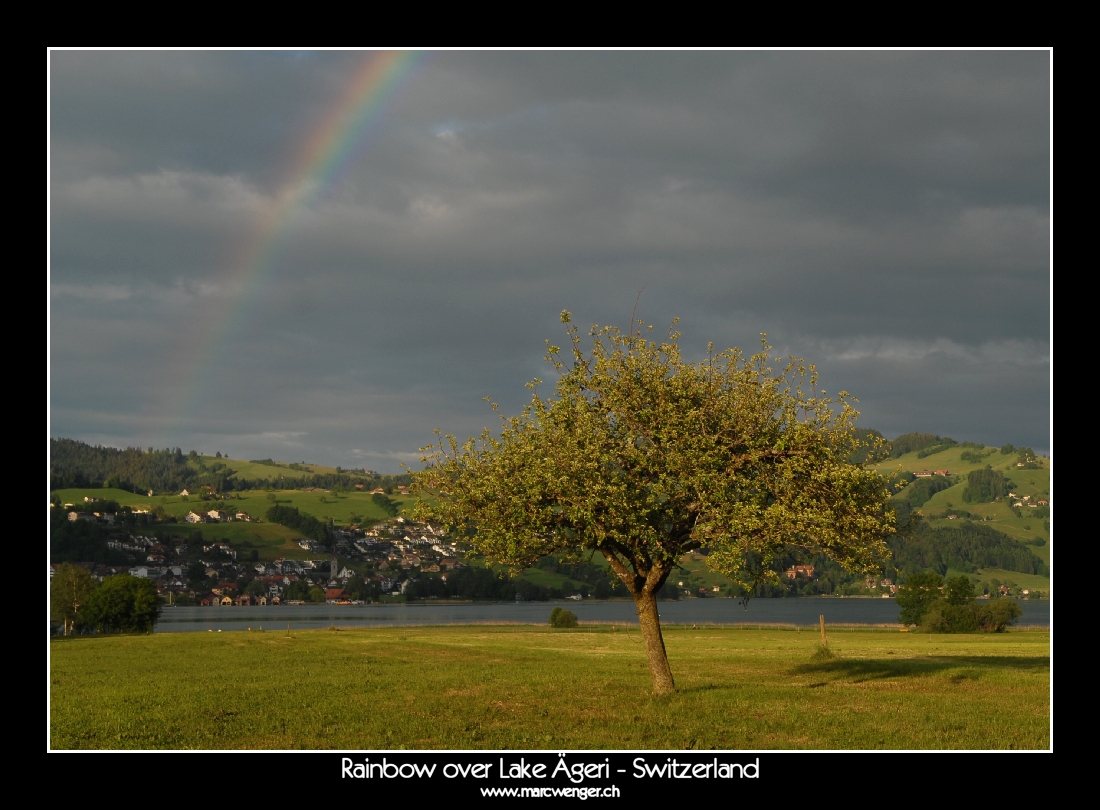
[865, 576, 897, 594]
[54, 510, 473, 606]
[914, 470, 950, 478]
[1008, 492, 1049, 509]
[785, 565, 816, 579]
[105, 534, 189, 563]
[63, 496, 147, 524]
[183, 509, 252, 524]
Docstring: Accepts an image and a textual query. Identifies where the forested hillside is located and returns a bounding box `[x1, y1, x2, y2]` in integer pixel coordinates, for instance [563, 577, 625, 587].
[888, 518, 1047, 577]
[49, 439, 411, 494]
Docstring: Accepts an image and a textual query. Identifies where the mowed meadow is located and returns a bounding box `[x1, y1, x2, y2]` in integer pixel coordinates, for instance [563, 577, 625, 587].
[50, 626, 1049, 750]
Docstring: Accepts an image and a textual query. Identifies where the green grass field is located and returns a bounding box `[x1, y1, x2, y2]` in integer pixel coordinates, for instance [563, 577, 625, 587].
[54, 487, 417, 526]
[872, 446, 1049, 480]
[190, 455, 345, 483]
[50, 626, 1049, 750]
[946, 568, 1051, 594]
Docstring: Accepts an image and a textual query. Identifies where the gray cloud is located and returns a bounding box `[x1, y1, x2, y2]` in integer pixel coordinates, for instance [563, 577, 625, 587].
[49, 51, 1051, 468]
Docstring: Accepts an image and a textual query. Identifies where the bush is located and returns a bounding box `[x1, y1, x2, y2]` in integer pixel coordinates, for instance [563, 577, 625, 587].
[81, 574, 161, 633]
[898, 572, 1021, 632]
[920, 597, 1022, 633]
[549, 606, 578, 628]
[921, 600, 980, 633]
[977, 598, 1023, 632]
[895, 571, 943, 626]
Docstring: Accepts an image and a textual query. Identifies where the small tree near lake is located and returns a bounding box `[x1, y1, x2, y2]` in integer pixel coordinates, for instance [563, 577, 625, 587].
[414, 313, 896, 695]
[51, 563, 97, 636]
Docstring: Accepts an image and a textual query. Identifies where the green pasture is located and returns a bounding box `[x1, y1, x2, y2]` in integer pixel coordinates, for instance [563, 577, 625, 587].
[946, 568, 1051, 595]
[233, 490, 416, 526]
[873, 446, 1049, 479]
[162, 522, 311, 561]
[918, 483, 1050, 564]
[50, 626, 1049, 750]
[879, 448, 1051, 570]
[53, 487, 162, 509]
[188, 454, 349, 483]
[52, 487, 417, 528]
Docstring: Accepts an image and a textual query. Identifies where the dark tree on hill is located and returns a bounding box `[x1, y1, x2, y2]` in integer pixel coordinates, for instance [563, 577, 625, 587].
[371, 493, 400, 516]
[963, 467, 1008, 503]
[265, 505, 332, 546]
[894, 476, 954, 509]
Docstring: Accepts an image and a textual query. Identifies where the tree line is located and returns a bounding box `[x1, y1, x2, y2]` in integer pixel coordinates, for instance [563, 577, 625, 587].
[50, 438, 412, 494]
[264, 505, 333, 546]
[887, 517, 1048, 577]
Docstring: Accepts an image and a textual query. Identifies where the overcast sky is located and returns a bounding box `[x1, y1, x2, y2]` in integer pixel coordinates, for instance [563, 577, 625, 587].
[49, 51, 1051, 471]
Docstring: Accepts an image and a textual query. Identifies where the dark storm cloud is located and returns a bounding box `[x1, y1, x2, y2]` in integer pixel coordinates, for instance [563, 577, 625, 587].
[49, 51, 1051, 468]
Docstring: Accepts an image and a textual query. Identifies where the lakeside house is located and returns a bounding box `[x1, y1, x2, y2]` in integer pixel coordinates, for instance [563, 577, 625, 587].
[785, 565, 815, 579]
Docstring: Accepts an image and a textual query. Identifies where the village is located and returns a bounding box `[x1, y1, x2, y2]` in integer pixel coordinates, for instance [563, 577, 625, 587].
[52, 510, 474, 607]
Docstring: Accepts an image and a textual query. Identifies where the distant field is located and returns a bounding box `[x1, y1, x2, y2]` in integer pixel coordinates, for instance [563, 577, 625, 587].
[52, 487, 419, 562]
[919, 482, 1050, 561]
[49, 626, 1049, 750]
[163, 522, 310, 561]
[52, 487, 418, 527]
[190, 455, 351, 483]
[873, 446, 1049, 480]
[945, 568, 1051, 594]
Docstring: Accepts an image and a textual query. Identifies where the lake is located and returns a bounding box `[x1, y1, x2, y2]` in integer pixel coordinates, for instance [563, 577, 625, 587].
[152, 597, 1050, 633]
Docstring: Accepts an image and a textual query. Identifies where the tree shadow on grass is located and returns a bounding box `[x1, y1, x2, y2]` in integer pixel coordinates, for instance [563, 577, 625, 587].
[790, 655, 1048, 683]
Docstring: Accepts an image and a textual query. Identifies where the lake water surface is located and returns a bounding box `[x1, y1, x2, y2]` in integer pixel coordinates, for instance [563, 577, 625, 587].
[153, 597, 1050, 633]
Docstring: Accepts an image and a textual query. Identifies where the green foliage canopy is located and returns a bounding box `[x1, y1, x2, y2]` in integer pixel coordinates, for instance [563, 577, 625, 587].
[265, 504, 332, 545]
[549, 607, 578, 628]
[371, 493, 400, 517]
[51, 563, 97, 635]
[895, 571, 944, 626]
[962, 467, 1008, 503]
[897, 571, 1022, 632]
[414, 315, 896, 694]
[82, 575, 161, 634]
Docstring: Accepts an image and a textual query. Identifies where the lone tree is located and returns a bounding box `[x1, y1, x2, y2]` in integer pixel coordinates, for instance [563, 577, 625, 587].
[413, 314, 895, 694]
[51, 563, 97, 636]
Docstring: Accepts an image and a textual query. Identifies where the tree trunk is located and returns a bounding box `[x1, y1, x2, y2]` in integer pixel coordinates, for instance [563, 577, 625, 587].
[634, 590, 675, 695]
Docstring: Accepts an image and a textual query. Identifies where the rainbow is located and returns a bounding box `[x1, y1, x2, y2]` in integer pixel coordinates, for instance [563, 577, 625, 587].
[155, 51, 423, 444]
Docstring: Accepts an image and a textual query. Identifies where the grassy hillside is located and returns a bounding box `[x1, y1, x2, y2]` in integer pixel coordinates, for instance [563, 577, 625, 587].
[52, 487, 419, 563]
[53, 487, 417, 527]
[875, 446, 1050, 570]
[189, 455, 348, 483]
[49, 626, 1050, 750]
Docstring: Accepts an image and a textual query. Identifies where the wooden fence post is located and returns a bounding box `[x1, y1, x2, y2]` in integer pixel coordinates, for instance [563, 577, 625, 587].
[819, 614, 827, 648]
